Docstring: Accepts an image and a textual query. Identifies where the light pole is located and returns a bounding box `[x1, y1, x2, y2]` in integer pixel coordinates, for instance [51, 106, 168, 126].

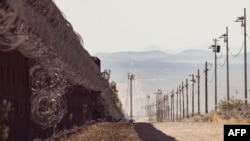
[170, 93, 173, 121]
[166, 94, 169, 121]
[128, 73, 135, 121]
[155, 89, 163, 122]
[196, 69, 200, 115]
[185, 79, 189, 118]
[155, 91, 158, 122]
[171, 90, 175, 122]
[158, 89, 163, 122]
[163, 95, 166, 121]
[204, 61, 208, 114]
[219, 26, 230, 111]
[179, 85, 182, 119]
[176, 87, 179, 121]
[182, 81, 185, 118]
[147, 95, 150, 117]
[235, 8, 247, 106]
[189, 74, 196, 117]
[209, 38, 220, 111]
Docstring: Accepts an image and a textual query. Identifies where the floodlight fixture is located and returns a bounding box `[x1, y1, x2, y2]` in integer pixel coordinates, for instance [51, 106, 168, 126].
[219, 33, 227, 38]
[235, 16, 244, 22]
[189, 74, 196, 84]
[235, 16, 245, 27]
[219, 33, 228, 43]
[189, 79, 196, 84]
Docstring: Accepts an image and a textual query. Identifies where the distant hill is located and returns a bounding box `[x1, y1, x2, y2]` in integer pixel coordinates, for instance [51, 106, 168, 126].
[95, 49, 213, 64]
[95, 50, 171, 60]
[94, 49, 249, 119]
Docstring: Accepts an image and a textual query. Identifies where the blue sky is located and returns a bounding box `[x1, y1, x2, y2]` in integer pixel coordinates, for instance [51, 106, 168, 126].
[54, 0, 250, 55]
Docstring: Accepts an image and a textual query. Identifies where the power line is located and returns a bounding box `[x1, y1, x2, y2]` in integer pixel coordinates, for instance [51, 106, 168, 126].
[217, 48, 223, 59]
[229, 41, 244, 57]
[216, 45, 226, 67]
[218, 54, 227, 67]
[247, 33, 250, 40]
[209, 66, 215, 83]
[208, 62, 213, 70]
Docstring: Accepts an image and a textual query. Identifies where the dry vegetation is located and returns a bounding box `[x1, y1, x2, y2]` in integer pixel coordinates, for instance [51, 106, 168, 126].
[59, 122, 140, 141]
[207, 112, 250, 124]
[58, 112, 250, 141]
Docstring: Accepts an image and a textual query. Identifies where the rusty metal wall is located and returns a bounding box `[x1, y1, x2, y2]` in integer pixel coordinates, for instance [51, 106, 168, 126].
[0, 51, 113, 141]
[0, 50, 31, 141]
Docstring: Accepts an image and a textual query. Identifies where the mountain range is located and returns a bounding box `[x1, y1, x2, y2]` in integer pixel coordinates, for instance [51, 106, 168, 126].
[95, 49, 250, 119]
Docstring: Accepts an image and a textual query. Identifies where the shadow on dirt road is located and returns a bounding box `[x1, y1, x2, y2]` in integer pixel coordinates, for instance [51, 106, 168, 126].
[134, 122, 177, 141]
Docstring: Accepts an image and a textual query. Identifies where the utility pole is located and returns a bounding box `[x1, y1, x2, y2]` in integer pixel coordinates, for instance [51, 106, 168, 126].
[158, 89, 163, 122]
[235, 8, 247, 106]
[172, 90, 175, 122]
[204, 62, 208, 114]
[170, 93, 173, 122]
[185, 78, 189, 118]
[209, 38, 220, 111]
[147, 95, 150, 117]
[128, 73, 135, 121]
[220, 26, 230, 110]
[176, 87, 179, 121]
[182, 81, 185, 118]
[196, 69, 200, 115]
[155, 89, 163, 122]
[179, 85, 182, 120]
[155, 91, 158, 122]
[166, 94, 169, 121]
[164, 94, 167, 121]
[190, 74, 196, 117]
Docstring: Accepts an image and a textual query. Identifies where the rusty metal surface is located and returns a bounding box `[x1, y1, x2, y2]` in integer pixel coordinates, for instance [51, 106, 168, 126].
[0, 0, 124, 140]
[0, 50, 123, 141]
[0, 51, 31, 141]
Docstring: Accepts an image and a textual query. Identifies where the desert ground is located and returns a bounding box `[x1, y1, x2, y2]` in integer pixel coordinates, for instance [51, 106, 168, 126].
[59, 121, 226, 141]
[58, 110, 250, 141]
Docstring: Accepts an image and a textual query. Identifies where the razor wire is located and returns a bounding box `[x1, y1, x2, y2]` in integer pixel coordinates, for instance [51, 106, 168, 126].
[0, 0, 124, 129]
[0, 0, 107, 91]
[30, 90, 67, 129]
[29, 60, 69, 129]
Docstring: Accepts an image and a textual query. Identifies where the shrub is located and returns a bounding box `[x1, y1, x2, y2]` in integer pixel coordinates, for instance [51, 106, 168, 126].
[109, 81, 124, 113]
[218, 96, 244, 111]
[0, 99, 12, 141]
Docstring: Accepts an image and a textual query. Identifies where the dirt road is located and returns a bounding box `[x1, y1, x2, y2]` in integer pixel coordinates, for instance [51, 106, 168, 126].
[62, 122, 225, 141]
[150, 122, 224, 141]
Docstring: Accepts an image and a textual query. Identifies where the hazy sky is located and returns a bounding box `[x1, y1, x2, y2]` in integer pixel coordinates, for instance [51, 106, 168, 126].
[54, 0, 250, 55]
